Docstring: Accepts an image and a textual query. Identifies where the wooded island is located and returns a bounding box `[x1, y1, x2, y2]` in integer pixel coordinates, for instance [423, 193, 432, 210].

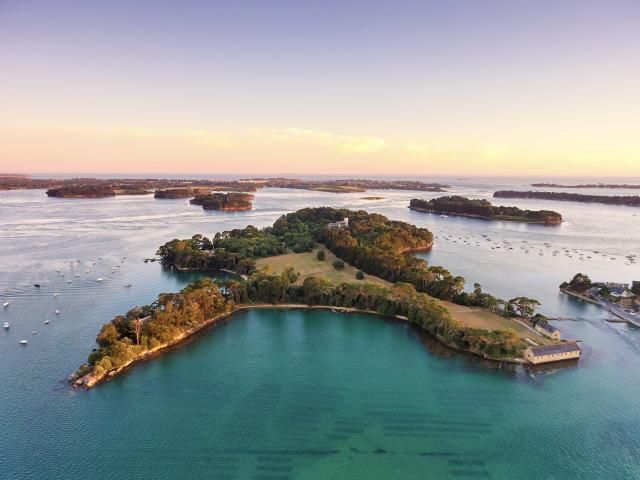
[409, 196, 563, 224]
[190, 193, 254, 211]
[70, 208, 570, 388]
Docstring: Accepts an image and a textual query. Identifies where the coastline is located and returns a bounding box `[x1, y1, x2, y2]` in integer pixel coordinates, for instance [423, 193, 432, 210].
[409, 206, 560, 225]
[71, 303, 524, 389]
[559, 287, 599, 305]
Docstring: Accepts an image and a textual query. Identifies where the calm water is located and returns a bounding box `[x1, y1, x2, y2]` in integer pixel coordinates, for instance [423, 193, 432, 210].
[1, 180, 640, 479]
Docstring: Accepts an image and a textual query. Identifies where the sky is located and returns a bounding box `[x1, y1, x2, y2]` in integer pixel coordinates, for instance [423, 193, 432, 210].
[1, 0, 639, 176]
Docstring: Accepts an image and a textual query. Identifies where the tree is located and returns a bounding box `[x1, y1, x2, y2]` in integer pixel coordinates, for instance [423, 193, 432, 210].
[507, 297, 540, 318]
[567, 273, 592, 291]
[96, 323, 120, 347]
[333, 260, 345, 270]
[316, 250, 326, 261]
[131, 318, 144, 346]
[356, 270, 365, 280]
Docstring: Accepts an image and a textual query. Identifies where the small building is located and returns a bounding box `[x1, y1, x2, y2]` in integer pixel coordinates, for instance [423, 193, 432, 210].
[534, 322, 561, 340]
[524, 342, 581, 364]
[609, 287, 636, 299]
[327, 217, 349, 229]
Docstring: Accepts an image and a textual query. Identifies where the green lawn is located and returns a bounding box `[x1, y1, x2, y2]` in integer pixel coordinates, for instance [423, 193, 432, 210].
[257, 247, 551, 344]
[256, 246, 391, 287]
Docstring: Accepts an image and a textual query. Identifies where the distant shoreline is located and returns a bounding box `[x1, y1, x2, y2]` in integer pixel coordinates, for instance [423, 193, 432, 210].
[494, 190, 640, 207]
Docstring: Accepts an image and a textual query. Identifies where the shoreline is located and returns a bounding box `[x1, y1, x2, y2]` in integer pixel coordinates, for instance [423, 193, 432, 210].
[409, 206, 560, 225]
[71, 303, 524, 389]
[559, 287, 599, 305]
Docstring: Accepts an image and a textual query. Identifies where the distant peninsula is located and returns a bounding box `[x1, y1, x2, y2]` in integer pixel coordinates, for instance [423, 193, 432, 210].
[190, 193, 254, 211]
[409, 196, 563, 224]
[532, 183, 640, 189]
[2, 175, 449, 196]
[242, 178, 449, 193]
[494, 190, 640, 207]
[154, 188, 199, 199]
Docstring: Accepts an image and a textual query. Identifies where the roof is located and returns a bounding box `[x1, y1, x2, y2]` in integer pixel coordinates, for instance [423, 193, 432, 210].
[536, 322, 559, 333]
[529, 342, 580, 357]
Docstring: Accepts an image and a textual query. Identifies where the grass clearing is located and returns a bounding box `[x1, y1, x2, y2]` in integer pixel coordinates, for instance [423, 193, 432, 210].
[256, 246, 391, 287]
[441, 300, 551, 344]
[257, 247, 551, 344]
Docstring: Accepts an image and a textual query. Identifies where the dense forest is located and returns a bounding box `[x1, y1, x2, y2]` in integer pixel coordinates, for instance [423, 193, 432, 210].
[74, 274, 526, 387]
[410, 196, 563, 224]
[190, 192, 254, 211]
[156, 208, 538, 318]
[494, 190, 640, 207]
[154, 188, 197, 199]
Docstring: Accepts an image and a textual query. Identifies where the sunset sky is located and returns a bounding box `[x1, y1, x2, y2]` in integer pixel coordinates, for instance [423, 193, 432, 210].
[1, 0, 639, 176]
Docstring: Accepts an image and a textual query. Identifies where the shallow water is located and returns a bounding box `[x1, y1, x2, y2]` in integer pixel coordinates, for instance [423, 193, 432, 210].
[1, 181, 639, 479]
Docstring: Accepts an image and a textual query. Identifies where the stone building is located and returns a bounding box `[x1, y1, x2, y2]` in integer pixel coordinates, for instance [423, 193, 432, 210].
[524, 342, 581, 364]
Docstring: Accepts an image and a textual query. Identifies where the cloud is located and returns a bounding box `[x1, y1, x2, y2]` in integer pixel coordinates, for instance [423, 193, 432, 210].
[258, 128, 385, 154]
[481, 144, 511, 160]
[182, 130, 232, 147]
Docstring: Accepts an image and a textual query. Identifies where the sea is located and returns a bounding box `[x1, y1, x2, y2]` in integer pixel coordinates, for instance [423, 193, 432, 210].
[1, 177, 639, 479]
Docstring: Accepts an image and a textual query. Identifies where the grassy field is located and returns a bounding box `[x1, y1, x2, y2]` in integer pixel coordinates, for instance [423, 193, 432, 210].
[256, 246, 391, 287]
[441, 300, 552, 344]
[257, 247, 551, 344]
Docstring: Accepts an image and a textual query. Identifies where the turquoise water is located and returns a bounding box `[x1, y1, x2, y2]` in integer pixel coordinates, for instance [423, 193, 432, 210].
[1, 182, 640, 479]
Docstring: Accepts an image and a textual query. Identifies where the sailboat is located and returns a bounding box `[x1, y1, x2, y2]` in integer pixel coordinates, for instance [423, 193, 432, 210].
[2, 300, 9, 308]
[19, 339, 28, 345]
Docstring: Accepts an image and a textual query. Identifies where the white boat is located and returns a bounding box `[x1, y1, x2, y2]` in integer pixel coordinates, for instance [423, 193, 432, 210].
[19, 339, 27, 345]
[44, 320, 50, 325]
[3, 322, 9, 329]
[2, 301, 9, 308]
[440, 214, 448, 218]
[32, 331, 37, 335]
[55, 309, 60, 315]
[96, 278, 104, 282]
[53, 293, 58, 297]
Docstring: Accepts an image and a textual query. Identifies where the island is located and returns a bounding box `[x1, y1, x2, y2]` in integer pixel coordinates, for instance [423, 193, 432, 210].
[560, 273, 640, 325]
[532, 183, 640, 189]
[494, 190, 640, 207]
[46, 185, 117, 198]
[409, 196, 563, 224]
[70, 208, 580, 388]
[190, 193, 254, 211]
